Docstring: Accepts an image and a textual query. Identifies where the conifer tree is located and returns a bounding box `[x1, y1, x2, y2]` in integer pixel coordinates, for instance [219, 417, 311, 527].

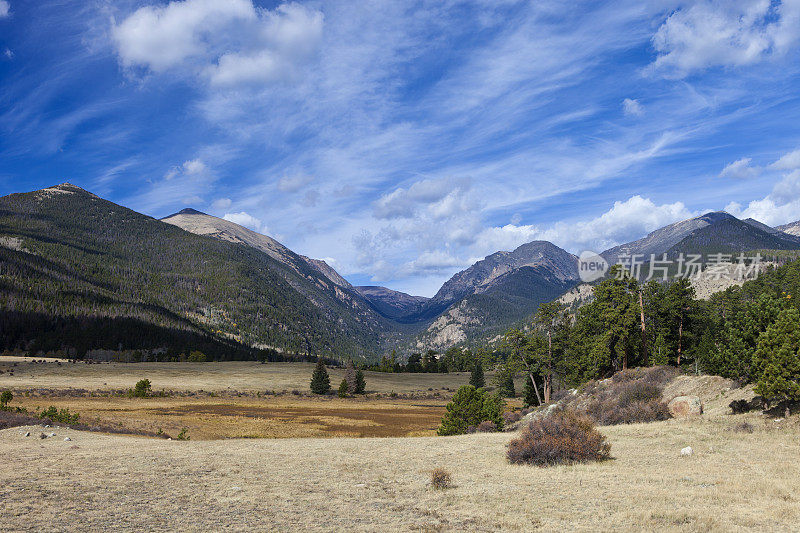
[310, 358, 331, 394]
[470, 360, 485, 388]
[338, 379, 349, 398]
[355, 369, 366, 394]
[753, 307, 800, 418]
[522, 376, 538, 408]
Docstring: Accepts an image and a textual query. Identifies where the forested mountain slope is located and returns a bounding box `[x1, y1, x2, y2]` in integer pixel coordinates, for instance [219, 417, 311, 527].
[0, 184, 387, 360]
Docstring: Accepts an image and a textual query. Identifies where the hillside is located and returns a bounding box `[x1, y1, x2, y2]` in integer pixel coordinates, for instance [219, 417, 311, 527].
[0, 184, 387, 360]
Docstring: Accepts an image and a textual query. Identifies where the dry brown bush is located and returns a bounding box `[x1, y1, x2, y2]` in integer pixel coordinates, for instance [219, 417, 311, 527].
[430, 468, 452, 489]
[507, 409, 610, 466]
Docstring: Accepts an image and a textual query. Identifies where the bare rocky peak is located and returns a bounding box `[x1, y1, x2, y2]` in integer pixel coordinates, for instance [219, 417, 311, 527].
[776, 219, 800, 237]
[430, 240, 579, 307]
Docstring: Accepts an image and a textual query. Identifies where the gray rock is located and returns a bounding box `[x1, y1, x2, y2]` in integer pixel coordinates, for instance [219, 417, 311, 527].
[64, 437, 71, 441]
[681, 446, 693, 456]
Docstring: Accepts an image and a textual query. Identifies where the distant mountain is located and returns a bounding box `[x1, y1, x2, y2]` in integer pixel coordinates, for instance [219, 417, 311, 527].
[420, 241, 579, 319]
[602, 212, 732, 265]
[776, 219, 800, 237]
[355, 286, 429, 320]
[665, 216, 800, 256]
[402, 241, 580, 349]
[0, 184, 389, 360]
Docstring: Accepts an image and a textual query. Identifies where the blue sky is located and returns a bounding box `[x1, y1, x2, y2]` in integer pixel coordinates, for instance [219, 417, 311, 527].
[3, 0, 800, 296]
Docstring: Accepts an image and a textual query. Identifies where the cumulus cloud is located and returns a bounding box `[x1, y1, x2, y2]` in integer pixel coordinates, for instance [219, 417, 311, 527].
[474, 196, 697, 256]
[111, 0, 323, 87]
[724, 147, 800, 225]
[0, 1, 9, 18]
[720, 157, 761, 179]
[622, 98, 644, 117]
[223, 211, 263, 231]
[770, 148, 800, 170]
[649, 0, 800, 78]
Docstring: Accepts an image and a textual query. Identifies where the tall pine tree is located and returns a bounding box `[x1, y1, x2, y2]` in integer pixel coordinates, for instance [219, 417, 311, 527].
[310, 358, 331, 394]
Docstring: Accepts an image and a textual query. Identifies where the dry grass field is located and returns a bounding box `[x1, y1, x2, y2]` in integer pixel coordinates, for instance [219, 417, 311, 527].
[0, 358, 481, 393]
[1, 415, 799, 531]
[2, 357, 799, 531]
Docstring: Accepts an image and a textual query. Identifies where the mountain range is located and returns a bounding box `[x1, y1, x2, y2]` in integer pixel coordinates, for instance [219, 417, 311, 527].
[2, 183, 800, 360]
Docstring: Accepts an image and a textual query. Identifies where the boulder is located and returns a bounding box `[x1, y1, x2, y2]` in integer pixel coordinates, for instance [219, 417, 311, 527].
[668, 395, 703, 417]
[680, 446, 693, 457]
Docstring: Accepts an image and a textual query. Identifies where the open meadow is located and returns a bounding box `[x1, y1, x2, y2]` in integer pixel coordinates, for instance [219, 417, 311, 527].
[1, 414, 799, 531]
[2, 358, 799, 531]
[0, 358, 522, 439]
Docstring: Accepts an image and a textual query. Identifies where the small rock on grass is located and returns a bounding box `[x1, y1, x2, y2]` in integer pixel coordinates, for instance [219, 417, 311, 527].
[681, 446, 693, 457]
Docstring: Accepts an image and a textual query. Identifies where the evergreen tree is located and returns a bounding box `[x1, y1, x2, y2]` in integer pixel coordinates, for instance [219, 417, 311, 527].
[470, 361, 485, 388]
[310, 358, 331, 394]
[522, 376, 538, 407]
[753, 307, 800, 417]
[355, 369, 366, 394]
[338, 379, 349, 398]
[650, 333, 669, 366]
[499, 372, 516, 398]
[437, 385, 505, 435]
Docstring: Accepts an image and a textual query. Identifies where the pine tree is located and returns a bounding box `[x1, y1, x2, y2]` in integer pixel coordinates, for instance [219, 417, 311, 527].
[499, 372, 515, 398]
[753, 307, 800, 417]
[522, 375, 538, 407]
[650, 333, 669, 366]
[470, 361, 485, 388]
[338, 379, 349, 398]
[310, 358, 331, 394]
[355, 369, 366, 394]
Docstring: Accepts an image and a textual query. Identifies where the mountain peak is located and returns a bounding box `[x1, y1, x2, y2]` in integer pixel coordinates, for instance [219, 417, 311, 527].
[163, 207, 208, 218]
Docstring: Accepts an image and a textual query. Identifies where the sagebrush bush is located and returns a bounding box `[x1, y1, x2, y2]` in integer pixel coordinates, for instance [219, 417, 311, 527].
[502, 410, 523, 426]
[430, 468, 452, 489]
[562, 367, 673, 426]
[467, 420, 498, 433]
[507, 409, 610, 466]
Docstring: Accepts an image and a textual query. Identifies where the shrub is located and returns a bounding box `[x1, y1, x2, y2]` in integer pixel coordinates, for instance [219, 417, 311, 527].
[187, 350, 207, 362]
[430, 468, 452, 490]
[437, 385, 505, 436]
[176, 427, 190, 440]
[475, 420, 498, 432]
[502, 410, 523, 426]
[39, 406, 80, 425]
[734, 421, 755, 433]
[310, 358, 331, 394]
[131, 379, 152, 398]
[0, 390, 12, 410]
[561, 368, 672, 426]
[507, 409, 611, 466]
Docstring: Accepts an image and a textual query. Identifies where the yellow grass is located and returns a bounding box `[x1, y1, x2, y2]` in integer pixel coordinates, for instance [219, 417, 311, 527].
[0, 358, 485, 393]
[1, 415, 798, 531]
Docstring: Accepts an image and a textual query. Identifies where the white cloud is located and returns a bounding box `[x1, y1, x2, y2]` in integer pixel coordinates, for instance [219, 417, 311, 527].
[622, 98, 644, 117]
[3, 48, 12, 59]
[211, 197, 232, 210]
[112, 0, 322, 88]
[720, 157, 761, 179]
[223, 211, 263, 231]
[372, 177, 472, 220]
[0, 1, 9, 18]
[770, 148, 800, 170]
[649, 0, 800, 78]
[277, 172, 313, 193]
